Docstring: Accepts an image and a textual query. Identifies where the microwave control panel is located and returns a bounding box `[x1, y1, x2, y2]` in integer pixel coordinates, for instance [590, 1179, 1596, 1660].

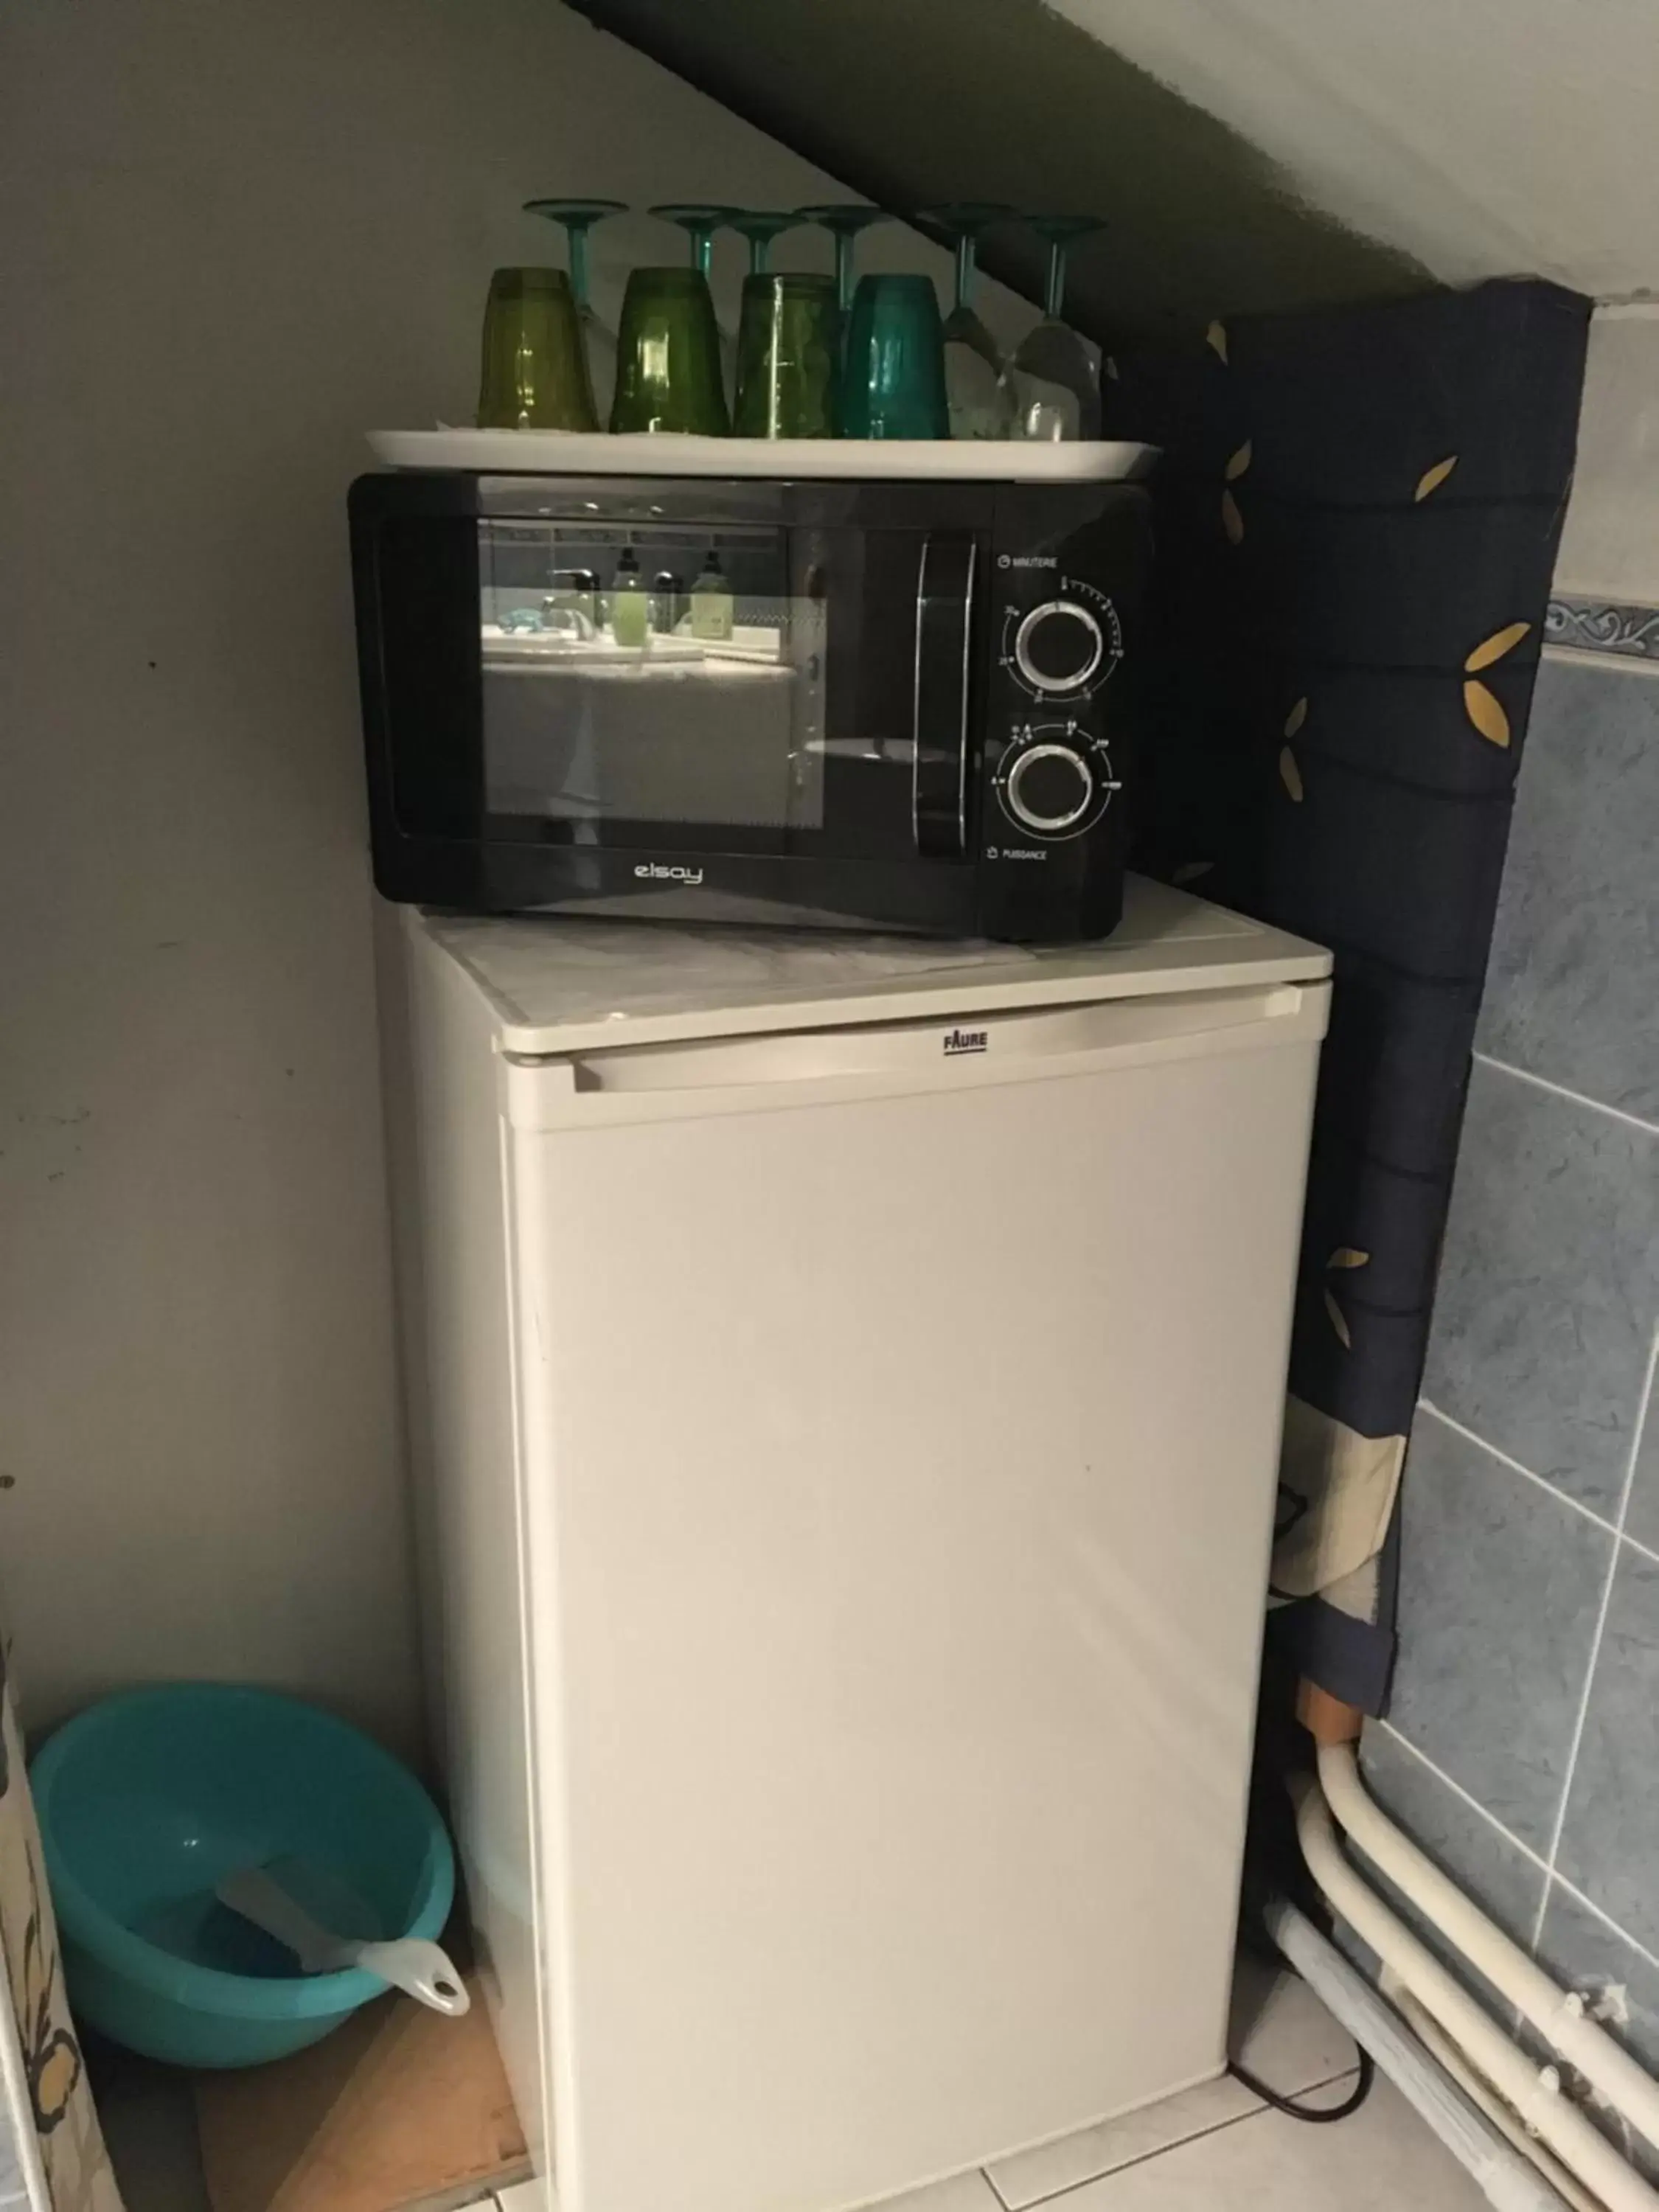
[975, 486, 1150, 943]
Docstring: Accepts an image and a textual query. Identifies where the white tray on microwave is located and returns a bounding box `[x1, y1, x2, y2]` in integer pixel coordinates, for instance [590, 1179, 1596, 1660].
[366, 428, 1158, 481]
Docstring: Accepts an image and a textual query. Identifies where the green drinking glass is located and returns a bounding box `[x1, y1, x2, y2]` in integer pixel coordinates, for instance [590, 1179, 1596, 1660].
[476, 267, 598, 431]
[610, 266, 731, 436]
[522, 197, 627, 416]
[734, 274, 840, 438]
[839, 274, 947, 439]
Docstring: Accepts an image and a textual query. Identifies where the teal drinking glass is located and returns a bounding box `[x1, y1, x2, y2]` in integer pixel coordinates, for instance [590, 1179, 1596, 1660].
[610, 266, 730, 436]
[476, 267, 598, 431]
[839, 274, 947, 439]
[734, 274, 840, 438]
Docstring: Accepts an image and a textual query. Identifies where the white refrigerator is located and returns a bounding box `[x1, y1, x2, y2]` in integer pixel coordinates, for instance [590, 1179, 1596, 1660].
[382, 878, 1330, 2212]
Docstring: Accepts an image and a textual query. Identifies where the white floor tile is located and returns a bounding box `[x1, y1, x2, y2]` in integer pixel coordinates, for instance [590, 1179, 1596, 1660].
[984, 2071, 1256, 2209]
[877, 2174, 1003, 2212]
[1022, 2073, 1489, 2211]
[493, 2185, 549, 2212]
[985, 1960, 1358, 2208]
[1230, 1950, 1360, 2096]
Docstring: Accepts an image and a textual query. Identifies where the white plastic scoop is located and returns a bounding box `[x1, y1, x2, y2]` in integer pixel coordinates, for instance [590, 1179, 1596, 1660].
[215, 1865, 471, 2019]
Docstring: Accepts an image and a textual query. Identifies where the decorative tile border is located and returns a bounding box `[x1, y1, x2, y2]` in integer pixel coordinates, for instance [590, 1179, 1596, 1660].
[1546, 595, 1659, 661]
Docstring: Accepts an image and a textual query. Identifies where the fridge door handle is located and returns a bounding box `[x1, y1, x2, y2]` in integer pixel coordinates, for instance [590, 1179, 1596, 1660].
[498, 979, 1331, 1129]
[912, 535, 978, 860]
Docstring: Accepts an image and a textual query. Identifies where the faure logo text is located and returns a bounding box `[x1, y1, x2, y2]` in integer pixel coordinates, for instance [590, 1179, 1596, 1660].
[942, 1027, 988, 1057]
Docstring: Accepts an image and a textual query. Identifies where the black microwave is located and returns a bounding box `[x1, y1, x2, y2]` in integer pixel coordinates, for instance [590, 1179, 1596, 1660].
[349, 469, 1152, 942]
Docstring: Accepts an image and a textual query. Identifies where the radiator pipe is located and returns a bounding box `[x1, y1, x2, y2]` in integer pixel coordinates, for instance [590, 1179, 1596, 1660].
[1263, 1898, 1568, 2212]
[1318, 1740, 1659, 2157]
[1292, 1773, 1659, 2212]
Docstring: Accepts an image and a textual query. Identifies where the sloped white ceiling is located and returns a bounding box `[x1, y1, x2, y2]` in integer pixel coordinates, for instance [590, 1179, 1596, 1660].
[1044, 0, 1659, 300]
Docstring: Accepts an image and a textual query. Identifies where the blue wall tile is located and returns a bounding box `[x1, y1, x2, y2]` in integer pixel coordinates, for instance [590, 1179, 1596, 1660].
[1357, 1726, 1546, 2005]
[1554, 1544, 1659, 1958]
[1535, 1879, 1659, 2183]
[1422, 1059, 1659, 1515]
[1477, 657, 1659, 1124]
[1387, 1407, 1613, 1851]
[1621, 1352, 1659, 1557]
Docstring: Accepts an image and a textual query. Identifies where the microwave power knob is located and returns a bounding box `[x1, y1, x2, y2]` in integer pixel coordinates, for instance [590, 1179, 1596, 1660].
[1012, 599, 1105, 694]
[1004, 742, 1094, 835]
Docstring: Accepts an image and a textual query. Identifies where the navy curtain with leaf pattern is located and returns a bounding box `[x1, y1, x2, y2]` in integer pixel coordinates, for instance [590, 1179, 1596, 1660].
[1104, 277, 1591, 1710]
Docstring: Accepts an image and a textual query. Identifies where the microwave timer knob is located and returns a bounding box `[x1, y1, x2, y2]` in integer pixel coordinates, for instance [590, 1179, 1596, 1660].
[1012, 599, 1105, 695]
[1004, 742, 1095, 835]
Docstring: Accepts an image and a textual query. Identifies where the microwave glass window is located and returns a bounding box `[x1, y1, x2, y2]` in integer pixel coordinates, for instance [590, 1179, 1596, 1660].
[480, 519, 830, 834]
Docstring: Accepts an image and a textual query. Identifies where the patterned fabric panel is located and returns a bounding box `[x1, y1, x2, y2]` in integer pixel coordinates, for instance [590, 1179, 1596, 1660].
[1106, 277, 1592, 1707]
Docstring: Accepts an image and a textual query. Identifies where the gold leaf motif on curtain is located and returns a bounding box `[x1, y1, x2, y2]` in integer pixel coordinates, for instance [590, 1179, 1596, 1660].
[1328, 1248, 1371, 1269]
[1284, 697, 1308, 738]
[1464, 621, 1531, 672]
[1323, 1287, 1353, 1349]
[1206, 321, 1228, 365]
[1414, 456, 1458, 501]
[1221, 488, 1245, 544]
[1279, 747, 1304, 801]
[1225, 440, 1253, 481]
[1464, 679, 1511, 747]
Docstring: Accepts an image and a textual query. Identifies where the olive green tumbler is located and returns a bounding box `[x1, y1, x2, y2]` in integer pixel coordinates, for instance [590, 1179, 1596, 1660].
[610, 267, 731, 436]
[733, 274, 840, 438]
[476, 268, 598, 431]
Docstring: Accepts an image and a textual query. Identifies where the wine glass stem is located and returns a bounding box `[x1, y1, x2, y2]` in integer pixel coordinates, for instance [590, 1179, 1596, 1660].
[1045, 240, 1067, 321]
[749, 238, 768, 276]
[566, 224, 591, 312]
[835, 234, 855, 314]
[953, 234, 977, 317]
[692, 229, 713, 277]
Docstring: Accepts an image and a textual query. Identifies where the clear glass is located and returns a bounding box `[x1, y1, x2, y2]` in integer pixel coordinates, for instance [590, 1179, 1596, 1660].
[479, 518, 825, 831]
[1012, 218, 1105, 442]
[522, 198, 627, 422]
[919, 204, 1017, 439]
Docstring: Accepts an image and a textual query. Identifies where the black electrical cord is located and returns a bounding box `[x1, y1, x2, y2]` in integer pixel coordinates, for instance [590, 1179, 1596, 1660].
[1230, 2044, 1376, 2123]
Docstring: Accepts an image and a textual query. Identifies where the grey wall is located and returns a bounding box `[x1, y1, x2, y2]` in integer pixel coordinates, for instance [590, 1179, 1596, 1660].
[0, 0, 984, 1759]
[1361, 630, 1659, 2164]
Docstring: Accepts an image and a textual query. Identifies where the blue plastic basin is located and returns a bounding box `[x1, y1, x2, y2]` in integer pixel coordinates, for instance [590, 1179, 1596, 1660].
[30, 1684, 454, 2069]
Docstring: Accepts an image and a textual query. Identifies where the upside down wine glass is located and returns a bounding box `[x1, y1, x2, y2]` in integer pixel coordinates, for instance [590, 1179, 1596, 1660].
[726, 211, 801, 276]
[1012, 216, 1105, 441]
[919, 202, 1018, 439]
[650, 203, 741, 397]
[794, 204, 892, 318]
[522, 198, 627, 421]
